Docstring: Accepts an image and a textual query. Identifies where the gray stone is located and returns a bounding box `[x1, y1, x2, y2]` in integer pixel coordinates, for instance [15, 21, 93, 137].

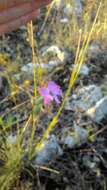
[73, 64, 90, 76]
[63, 4, 73, 16]
[63, 0, 82, 18]
[21, 58, 65, 76]
[21, 62, 34, 73]
[87, 43, 101, 59]
[65, 85, 103, 112]
[80, 64, 90, 76]
[61, 125, 88, 148]
[83, 156, 97, 169]
[21, 62, 54, 74]
[74, 0, 83, 17]
[33, 135, 63, 165]
[13, 74, 21, 82]
[86, 96, 107, 123]
[61, 135, 77, 148]
[48, 60, 63, 67]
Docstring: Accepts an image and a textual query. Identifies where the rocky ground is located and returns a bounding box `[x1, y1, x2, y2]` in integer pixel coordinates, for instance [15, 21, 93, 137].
[0, 1, 107, 190]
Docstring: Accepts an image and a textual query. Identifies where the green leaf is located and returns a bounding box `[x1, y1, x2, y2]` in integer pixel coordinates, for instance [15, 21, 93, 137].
[34, 96, 44, 105]
[33, 104, 42, 114]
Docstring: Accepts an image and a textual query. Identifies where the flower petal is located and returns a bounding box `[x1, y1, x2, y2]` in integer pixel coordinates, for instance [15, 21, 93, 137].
[38, 87, 53, 105]
[48, 81, 62, 96]
[54, 96, 60, 104]
[38, 87, 49, 96]
[38, 81, 62, 105]
[44, 95, 53, 105]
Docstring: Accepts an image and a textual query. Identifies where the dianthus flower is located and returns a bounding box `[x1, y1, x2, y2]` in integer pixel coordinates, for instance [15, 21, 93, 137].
[38, 81, 62, 105]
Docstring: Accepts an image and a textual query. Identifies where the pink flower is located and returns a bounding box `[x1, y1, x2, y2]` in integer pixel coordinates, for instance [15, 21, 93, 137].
[38, 81, 62, 105]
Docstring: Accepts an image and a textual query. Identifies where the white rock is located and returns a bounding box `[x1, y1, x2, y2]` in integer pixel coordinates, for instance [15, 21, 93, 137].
[7, 134, 17, 144]
[42, 45, 66, 62]
[60, 18, 69, 24]
[86, 96, 107, 123]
